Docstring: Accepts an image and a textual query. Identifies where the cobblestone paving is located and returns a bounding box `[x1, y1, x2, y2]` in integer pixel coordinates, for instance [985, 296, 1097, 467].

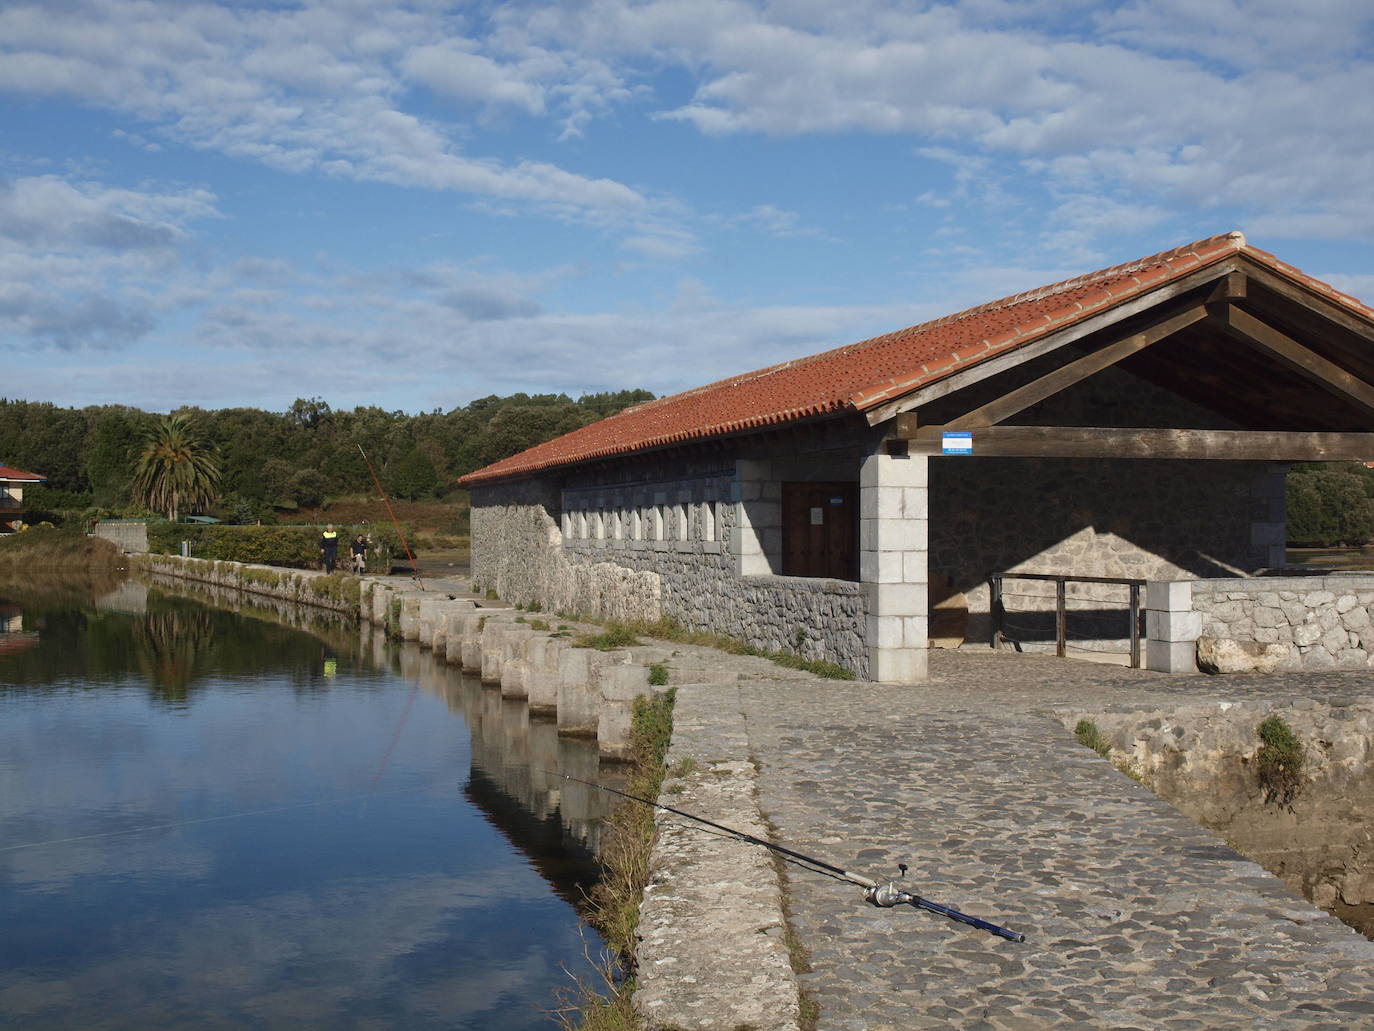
[719, 651, 1374, 1030]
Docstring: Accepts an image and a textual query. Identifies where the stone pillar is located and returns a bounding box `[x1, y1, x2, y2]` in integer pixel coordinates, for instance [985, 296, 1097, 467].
[860, 448, 929, 682]
[1145, 580, 1200, 673]
[1250, 463, 1287, 569]
[733, 460, 781, 576]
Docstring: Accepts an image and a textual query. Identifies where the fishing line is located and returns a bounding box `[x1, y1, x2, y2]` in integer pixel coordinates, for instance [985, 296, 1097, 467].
[1, 784, 430, 854]
[357, 443, 424, 585]
[369, 679, 421, 793]
[561, 772, 1026, 943]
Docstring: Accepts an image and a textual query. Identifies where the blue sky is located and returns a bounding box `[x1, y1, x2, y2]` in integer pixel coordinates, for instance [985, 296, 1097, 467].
[3, 0, 1374, 414]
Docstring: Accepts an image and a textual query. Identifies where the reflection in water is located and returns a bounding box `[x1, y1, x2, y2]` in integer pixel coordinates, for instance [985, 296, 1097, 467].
[0, 580, 611, 1030]
[370, 631, 620, 918]
[131, 605, 218, 703]
[0, 600, 37, 658]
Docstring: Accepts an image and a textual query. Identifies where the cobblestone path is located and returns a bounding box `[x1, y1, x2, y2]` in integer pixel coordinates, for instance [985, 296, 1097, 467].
[719, 651, 1374, 1030]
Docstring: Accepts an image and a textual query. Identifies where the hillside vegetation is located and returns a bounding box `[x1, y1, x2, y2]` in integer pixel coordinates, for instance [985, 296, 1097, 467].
[0, 390, 652, 527]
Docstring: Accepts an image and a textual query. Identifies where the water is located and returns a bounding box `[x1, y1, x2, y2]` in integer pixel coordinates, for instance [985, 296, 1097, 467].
[0, 578, 609, 1030]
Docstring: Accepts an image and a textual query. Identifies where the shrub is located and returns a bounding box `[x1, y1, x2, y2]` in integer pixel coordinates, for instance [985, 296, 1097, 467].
[144, 521, 397, 570]
[1256, 714, 1305, 806]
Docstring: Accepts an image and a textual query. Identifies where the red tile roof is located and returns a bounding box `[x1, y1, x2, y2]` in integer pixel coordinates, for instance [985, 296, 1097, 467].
[0, 465, 45, 482]
[460, 232, 1374, 486]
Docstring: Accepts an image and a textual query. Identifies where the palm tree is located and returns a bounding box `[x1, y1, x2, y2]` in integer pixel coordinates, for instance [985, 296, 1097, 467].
[131, 414, 221, 522]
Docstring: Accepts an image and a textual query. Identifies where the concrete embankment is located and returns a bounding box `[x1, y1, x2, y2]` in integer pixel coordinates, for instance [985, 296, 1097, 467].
[138, 554, 677, 761]
[1059, 698, 1374, 936]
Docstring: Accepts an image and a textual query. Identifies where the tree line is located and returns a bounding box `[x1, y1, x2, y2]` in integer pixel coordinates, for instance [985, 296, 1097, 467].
[1286, 463, 1374, 548]
[0, 390, 653, 523]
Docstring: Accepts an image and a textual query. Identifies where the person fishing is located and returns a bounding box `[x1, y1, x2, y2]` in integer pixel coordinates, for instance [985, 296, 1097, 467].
[319, 524, 340, 573]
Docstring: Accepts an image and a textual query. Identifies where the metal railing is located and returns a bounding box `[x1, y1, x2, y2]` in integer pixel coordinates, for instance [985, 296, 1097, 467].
[988, 572, 1146, 668]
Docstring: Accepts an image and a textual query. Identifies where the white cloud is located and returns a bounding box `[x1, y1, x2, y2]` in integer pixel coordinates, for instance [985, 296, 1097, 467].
[405, 41, 547, 115]
[0, 175, 218, 252]
[503, 0, 1374, 244]
[0, 0, 650, 220]
[0, 174, 226, 349]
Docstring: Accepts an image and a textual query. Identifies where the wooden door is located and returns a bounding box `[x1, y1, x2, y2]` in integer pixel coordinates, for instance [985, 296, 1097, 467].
[782, 482, 858, 580]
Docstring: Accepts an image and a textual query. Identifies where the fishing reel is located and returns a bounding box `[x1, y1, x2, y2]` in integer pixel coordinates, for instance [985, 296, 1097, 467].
[864, 864, 917, 908]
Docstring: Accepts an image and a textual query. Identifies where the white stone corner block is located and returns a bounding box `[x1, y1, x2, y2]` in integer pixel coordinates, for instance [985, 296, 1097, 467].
[869, 646, 929, 683]
[1146, 608, 1203, 643]
[1146, 638, 1198, 674]
[1146, 579, 1192, 612]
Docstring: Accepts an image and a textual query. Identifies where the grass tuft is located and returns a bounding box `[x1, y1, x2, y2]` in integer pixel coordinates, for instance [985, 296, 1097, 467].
[558, 688, 676, 1029]
[1073, 719, 1112, 758]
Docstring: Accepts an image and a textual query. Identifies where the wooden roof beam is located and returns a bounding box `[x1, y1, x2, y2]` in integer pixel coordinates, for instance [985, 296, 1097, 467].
[944, 302, 1209, 430]
[1211, 304, 1374, 420]
[900, 425, 1374, 461]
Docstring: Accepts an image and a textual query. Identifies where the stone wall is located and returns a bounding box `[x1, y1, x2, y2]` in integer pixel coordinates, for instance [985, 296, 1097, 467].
[93, 520, 149, 554]
[932, 457, 1274, 648]
[927, 365, 1283, 649]
[469, 476, 665, 625]
[470, 455, 871, 678]
[1192, 575, 1374, 672]
[1060, 700, 1374, 934]
[134, 553, 360, 612]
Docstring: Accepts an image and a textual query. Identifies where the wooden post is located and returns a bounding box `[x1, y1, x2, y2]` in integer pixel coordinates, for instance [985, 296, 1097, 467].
[1055, 580, 1066, 658]
[988, 575, 1004, 650]
[1129, 583, 1141, 669]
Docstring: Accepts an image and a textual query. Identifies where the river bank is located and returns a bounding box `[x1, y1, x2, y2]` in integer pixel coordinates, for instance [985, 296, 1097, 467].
[131, 553, 1374, 1028]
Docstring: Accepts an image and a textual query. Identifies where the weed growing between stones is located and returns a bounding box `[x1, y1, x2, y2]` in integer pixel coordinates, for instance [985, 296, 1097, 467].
[1256, 714, 1305, 807]
[647, 662, 669, 686]
[559, 688, 677, 1030]
[567, 617, 856, 680]
[1074, 719, 1112, 758]
[573, 625, 643, 650]
[1072, 719, 1148, 784]
[758, 802, 819, 1031]
[306, 572, 362, 607]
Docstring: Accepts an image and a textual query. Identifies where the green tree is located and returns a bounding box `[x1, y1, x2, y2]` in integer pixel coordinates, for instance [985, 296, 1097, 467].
[1286, 466, 1374, 546]
[131, 414, 222, 521]
[389, 447, 439, 500]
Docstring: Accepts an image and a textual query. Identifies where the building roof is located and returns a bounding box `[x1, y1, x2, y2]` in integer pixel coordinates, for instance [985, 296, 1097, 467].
[0, 465, 45, 482]
[460, 231, 1374, 486]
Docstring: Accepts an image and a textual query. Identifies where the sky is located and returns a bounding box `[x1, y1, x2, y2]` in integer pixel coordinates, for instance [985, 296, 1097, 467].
[3, 0, 1374, 416]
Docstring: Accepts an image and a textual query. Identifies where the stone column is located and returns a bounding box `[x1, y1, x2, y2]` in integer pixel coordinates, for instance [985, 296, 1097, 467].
[733, 460, 781, 576]
[860, 448, 929, 682]
[1145, 580, 1200, 673]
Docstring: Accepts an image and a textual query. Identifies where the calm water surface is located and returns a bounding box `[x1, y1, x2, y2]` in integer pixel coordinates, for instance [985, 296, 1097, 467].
[0, 579, 606, 1030]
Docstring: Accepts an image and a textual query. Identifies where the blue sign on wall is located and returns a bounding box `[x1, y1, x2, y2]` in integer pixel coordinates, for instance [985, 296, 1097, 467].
[942, 431, 974, 455]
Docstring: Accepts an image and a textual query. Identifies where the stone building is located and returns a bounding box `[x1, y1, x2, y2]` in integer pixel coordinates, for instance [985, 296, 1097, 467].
[460, 232, 1374, 681]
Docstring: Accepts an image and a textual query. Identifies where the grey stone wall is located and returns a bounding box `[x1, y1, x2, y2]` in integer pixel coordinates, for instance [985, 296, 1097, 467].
[1192, 575, 1374, 671]
[92, 520, 149, 554]
[932, 456, 1270, 647]
[928, 364, 1280, 647]
[469, 455, 870, 678]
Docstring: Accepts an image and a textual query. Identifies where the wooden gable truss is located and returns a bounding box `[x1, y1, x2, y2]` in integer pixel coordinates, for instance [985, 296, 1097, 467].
[879, 256, 1374, 460]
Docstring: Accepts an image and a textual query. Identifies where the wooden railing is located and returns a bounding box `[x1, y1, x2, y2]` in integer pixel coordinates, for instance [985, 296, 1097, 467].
[988, 572, 1147, 668]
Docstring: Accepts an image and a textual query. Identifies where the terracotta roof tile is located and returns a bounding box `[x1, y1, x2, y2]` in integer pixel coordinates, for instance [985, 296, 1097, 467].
[0, 465, 44, 481]
[460, 231, 1374, 486]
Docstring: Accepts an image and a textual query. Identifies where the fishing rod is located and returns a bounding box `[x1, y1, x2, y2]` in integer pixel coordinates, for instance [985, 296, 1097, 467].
[562, 773, 1026, 943]
[357, 444, 424, 586]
